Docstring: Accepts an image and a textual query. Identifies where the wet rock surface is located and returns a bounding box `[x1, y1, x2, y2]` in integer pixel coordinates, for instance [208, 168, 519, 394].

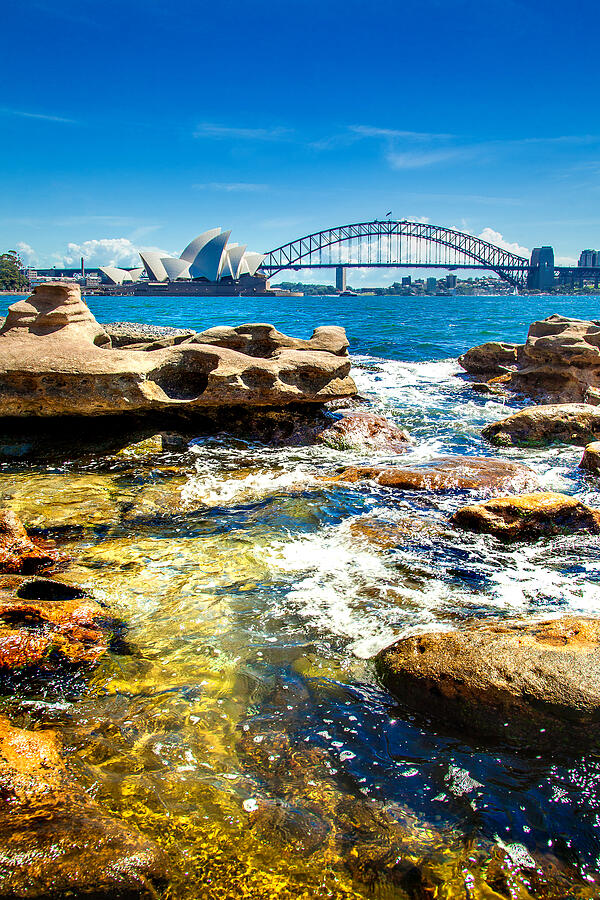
[459, 341, 522, 376]
[483, 402, 600, 447]
[580, 440, 600, 473]
[451, 491, 600, 539]
[0, 573, 124, 674]
[0, 284, 356, 417]
[375, 616, 600, 752]
[0, 716, 169, 898]
[327, 455, 538, 494]
[0, 510, 62, 574]
[315, 410, 410, 452]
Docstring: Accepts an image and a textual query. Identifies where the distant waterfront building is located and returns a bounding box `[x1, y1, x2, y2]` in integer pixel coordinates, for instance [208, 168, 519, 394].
[401, 276, 411, 286]
[445, 274, 457, 289]
[99, 228, 265, 286]
[426, 277, 437, 293]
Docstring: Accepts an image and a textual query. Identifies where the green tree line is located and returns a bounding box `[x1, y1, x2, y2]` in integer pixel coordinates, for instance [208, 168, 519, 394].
[0, 252, 28, 291]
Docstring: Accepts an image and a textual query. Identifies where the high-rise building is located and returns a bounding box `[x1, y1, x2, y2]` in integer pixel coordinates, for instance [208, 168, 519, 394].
[426, 277, 437, 293]
[445, 274, 457, 289]
[579, 249, 600, 267]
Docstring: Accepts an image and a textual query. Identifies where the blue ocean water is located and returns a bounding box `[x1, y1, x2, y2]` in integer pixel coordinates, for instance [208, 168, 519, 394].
[81, 290, 599, 360]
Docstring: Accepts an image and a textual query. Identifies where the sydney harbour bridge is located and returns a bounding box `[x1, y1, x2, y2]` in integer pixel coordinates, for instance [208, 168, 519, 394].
[261, 220, 594, 291]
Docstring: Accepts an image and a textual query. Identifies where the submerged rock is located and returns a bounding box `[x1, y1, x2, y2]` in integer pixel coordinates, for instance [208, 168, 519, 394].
[328, 455, 538, 494]
[0, 574, 123, 673]
[451, 491, 600, 539]
[375, 617, 600, 752]
[0, 510, 61, 575]
[580, 441, 600, 473]
[316, 411, 410, 452]
[0, 716, 169, 897]
[483, 403, 600, 447]
[458, 341, 522, 375]
[0, 284, 356, 417]
[349, 516, 444, 548]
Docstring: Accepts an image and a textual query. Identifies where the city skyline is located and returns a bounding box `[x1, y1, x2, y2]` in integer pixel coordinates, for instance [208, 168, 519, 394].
[2, 0, 599, 285]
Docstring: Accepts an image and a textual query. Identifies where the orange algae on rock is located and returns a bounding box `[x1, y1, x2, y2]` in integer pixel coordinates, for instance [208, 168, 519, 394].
[0, 509, 62, 574]
[328, 456, 538, 495]
[452, 491, 600, 539]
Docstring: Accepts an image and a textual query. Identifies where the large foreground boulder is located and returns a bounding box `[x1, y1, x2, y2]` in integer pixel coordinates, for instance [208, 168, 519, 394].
[0, 284, 356, 417]
[483, 403, 600, 447]
[327, 456, 538, 494]
[0, 717, 169, 897]
[375, 617, 600, 751]
[451, 492, 600, 539]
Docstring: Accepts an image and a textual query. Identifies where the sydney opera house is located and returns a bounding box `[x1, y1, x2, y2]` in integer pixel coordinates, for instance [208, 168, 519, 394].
[98, 228, 267, 294]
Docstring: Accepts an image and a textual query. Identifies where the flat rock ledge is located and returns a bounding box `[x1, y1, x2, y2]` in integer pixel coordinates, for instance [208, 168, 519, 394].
[375, 617, 600, 752]
[327, 455, 538, 495]
[452, 491, 600, 539]
[0, 283, 356, 417]
[483, 403, 600, 447]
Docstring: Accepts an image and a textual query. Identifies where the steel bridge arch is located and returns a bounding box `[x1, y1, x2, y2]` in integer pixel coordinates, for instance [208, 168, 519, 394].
[262, 220, 529, 286]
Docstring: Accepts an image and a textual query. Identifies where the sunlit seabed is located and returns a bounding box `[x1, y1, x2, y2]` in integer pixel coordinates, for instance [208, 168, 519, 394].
[2, 293, 600, 897]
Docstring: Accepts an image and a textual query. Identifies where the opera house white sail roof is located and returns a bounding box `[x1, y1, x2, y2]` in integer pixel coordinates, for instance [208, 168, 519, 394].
[101, 228, 265, 285]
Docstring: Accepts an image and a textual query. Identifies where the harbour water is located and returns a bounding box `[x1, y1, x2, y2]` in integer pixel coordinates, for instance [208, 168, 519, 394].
[2, 291, 600, 898]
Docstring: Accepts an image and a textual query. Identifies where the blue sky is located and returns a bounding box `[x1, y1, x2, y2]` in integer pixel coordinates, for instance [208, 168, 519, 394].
[2, 0, 599, 283]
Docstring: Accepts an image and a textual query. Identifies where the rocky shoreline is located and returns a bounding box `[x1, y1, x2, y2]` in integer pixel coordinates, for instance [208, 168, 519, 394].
[2, 286, 600, 897]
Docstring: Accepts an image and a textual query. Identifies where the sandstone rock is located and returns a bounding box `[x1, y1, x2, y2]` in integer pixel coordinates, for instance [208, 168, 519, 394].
[580, 441, 600, 473]
[316, 411, 410, 452]
[0, 284, 356, 418]
[0, 574, 123, 672]
[189, 322, 350, 358]
[375, 617, 600, 751]
[104, 321, 195, 348]
[0, 510, 61, 574]
[0, 716, 169, 897]
[483, 403, 600, 447]
[458, 341, 521, 375]
[451, 491, 600, 539]
[509, 314, 600, 402]
[328, 456, 538, 495]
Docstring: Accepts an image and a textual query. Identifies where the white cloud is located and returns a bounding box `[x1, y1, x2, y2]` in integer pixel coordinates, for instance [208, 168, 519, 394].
[0, 107, 75, 124]
[15, 242, 37, 264]
[61, 238, 169, 267]
[350, 125, 454, 141]
[477, 227, 529, 258]
[387, 148, 468, 169]
[194, 123, 291, 141]
[193, 182, 268, 192]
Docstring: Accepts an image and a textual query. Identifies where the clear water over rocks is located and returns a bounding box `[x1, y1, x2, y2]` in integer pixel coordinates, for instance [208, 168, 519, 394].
[2, 290, 600, 898]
